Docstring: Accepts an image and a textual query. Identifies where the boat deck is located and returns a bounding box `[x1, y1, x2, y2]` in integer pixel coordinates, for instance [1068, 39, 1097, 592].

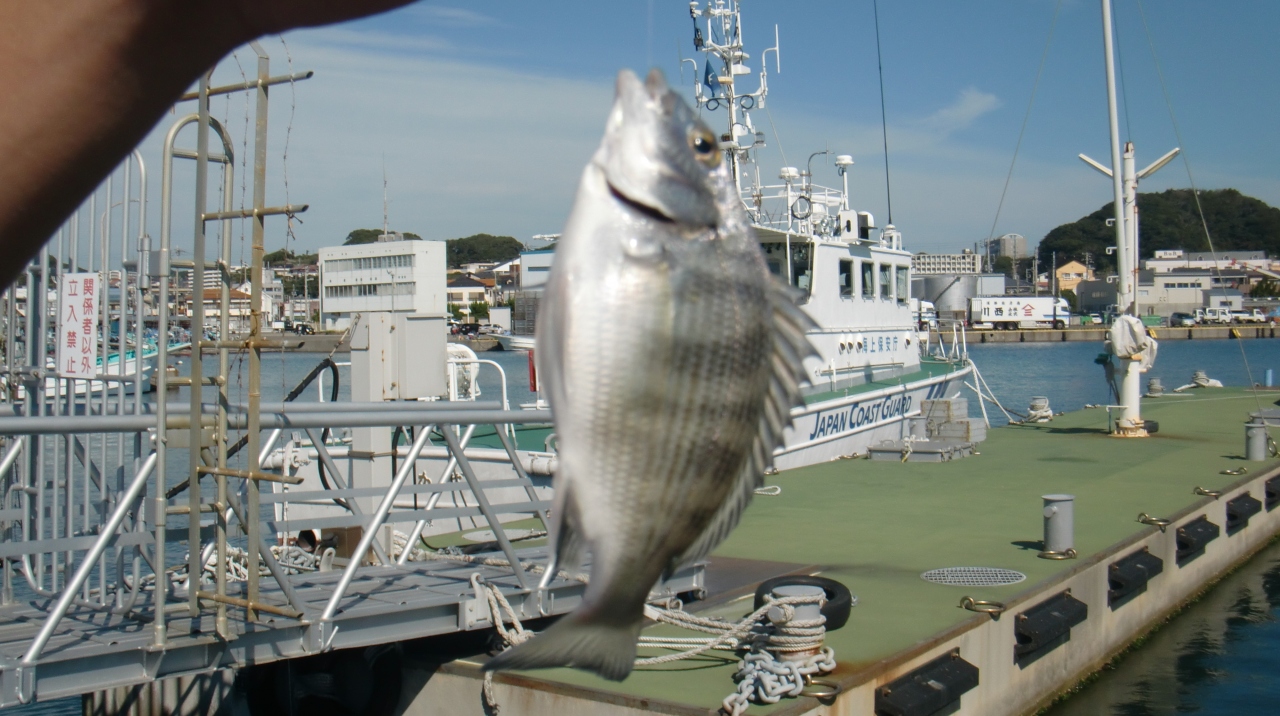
[800, 356, 963, 406]
[431, 388, 1280, 715]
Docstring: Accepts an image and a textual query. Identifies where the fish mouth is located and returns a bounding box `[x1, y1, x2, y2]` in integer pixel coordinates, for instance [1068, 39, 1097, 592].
[608, 182, 676, 224]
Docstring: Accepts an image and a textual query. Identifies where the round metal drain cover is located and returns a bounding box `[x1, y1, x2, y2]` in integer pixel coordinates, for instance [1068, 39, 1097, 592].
[920, 567, 1026, 587]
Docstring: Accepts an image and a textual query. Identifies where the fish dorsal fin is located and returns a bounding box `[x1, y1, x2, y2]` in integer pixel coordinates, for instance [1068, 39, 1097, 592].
[669, 280, 816, 572]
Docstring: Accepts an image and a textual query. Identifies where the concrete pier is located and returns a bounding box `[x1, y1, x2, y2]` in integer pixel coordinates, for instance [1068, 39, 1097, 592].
[956, 324, 1279, 343]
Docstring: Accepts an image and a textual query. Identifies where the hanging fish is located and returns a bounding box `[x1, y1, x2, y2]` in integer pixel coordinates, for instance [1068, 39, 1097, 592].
[484, 68, 814, 682]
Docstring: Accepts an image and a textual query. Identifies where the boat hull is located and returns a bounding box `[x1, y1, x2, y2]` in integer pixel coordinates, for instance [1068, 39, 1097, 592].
[774, 361, 974, 470]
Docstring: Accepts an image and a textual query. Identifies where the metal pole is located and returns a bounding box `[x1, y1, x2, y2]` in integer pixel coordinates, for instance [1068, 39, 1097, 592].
[319, 426, 433, 623]
[440, 427, 530, 589]
[212, 142, 236, 637]
[21, 452, 157, 666]
[245, 40, 271, 622]
[186, 72, 212, 617]
[1101, 0, 1142, 431]
[1101, 0, 1128, 315]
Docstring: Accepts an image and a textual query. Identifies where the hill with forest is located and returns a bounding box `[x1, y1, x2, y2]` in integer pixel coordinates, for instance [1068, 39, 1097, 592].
[343, 228, 422, 245]
[1036, 189, 1280, 271]
[446, 233, 522, 268]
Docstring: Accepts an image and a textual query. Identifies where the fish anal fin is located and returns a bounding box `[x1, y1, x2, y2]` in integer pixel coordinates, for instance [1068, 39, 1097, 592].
[483, 611, 642, 682]
[671, 278, 817, 570]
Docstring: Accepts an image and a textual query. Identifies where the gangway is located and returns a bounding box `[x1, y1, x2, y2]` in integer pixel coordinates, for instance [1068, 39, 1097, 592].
[0, 45, 702, 708]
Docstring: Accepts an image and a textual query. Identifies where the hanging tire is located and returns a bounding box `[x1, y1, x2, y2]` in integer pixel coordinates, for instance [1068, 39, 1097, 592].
[753, 575, 853, 631]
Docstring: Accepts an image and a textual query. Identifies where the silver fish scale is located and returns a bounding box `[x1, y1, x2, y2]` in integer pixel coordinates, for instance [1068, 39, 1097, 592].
[566, 236, 770, 578]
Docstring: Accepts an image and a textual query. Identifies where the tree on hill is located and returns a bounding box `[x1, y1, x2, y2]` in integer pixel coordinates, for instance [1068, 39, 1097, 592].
[344, 228, 422, 245]
[1037, 189, 1280, 273]
[446, 233, 522, 268]
[263, 248, 317, 265]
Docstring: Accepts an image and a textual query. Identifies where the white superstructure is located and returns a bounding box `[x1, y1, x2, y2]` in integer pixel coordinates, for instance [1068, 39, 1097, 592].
[319, 238, 447, 330]
[688, 0, 973, 467]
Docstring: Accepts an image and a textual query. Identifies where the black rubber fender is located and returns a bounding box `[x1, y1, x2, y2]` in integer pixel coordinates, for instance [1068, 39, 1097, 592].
[753, 575, 853, 631]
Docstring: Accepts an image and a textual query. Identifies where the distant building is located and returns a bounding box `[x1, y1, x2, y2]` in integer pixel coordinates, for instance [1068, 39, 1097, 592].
[1205, 288, 1243, 311]
[446, 275, 489, 309]
[1054, 260, 1094, 293]
[1143, 249, 1272, 273]
[911, 250, 981, 275]
[1074, 279, 1118, 315]
[520, 249, 556, 289]
[319, 238, 446, 331]
[980, 234, 1027, 263]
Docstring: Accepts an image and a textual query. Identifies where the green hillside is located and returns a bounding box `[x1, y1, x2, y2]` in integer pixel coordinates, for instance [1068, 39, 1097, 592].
[1037, 189, 1280, 271]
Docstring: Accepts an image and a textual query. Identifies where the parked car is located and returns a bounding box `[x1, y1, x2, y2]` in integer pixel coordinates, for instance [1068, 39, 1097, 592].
[1170, 312, 1195, 327]
[290, 322, 315, 335]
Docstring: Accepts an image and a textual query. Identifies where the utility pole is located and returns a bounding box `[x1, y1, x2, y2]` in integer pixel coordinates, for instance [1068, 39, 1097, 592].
[1052, 251, 1058, 298]
[1033, 253, 1039, 297]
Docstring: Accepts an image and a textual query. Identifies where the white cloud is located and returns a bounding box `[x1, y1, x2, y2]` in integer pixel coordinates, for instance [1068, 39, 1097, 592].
[918, 88, 1002, 134]
[404, 5, 499, 27]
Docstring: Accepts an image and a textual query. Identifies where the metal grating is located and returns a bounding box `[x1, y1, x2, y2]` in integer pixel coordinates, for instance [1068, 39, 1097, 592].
[921, 567, 1027, 587]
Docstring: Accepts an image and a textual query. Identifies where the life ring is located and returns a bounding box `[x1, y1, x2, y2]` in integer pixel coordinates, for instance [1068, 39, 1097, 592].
[791, 195, 812, 220]
[753, 575, 853, 631]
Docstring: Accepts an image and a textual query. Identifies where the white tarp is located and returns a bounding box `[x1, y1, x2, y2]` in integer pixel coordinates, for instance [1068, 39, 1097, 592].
[56, 273, 100, 378]
[1107, 314, 1158, 371]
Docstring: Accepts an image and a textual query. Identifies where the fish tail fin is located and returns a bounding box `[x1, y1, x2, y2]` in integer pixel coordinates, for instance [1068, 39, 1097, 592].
[483, 612, 641, 682]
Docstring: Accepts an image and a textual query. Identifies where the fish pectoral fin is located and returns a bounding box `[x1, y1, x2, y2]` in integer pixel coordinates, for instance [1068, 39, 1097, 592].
[671, 280, 818, 570]
[483, 611, 642, 682]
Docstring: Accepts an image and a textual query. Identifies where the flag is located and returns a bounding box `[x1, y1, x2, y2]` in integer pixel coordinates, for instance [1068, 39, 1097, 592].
[703, 60, 720, 94]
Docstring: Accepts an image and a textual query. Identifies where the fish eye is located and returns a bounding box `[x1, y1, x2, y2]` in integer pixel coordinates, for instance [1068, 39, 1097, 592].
[688, 130, 721, 165]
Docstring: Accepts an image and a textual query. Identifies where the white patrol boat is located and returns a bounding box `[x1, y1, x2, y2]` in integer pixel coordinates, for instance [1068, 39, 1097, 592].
[687, 0, 975, 469]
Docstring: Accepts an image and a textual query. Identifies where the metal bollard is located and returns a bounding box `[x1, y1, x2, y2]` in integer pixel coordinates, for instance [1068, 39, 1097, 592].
[1246, 421, 1269, 461]
[1040, 494, 1075, 559]
[769, 584, 825, 660]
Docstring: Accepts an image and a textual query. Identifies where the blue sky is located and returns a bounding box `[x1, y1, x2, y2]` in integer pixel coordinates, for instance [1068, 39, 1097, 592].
[137, 0, 1279, 259]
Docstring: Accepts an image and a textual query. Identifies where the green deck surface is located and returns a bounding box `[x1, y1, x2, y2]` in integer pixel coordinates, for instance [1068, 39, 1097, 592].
[802, 356, 961, 405]
[515, 388, 1280, 711]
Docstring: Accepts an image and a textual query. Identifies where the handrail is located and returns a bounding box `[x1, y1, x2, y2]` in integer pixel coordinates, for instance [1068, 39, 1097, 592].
[21, 452, 158, 669]
[0, 408, 552, 435]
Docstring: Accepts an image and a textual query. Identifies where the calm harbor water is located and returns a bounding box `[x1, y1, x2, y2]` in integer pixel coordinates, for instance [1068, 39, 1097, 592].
[11, 339, 1280, 714]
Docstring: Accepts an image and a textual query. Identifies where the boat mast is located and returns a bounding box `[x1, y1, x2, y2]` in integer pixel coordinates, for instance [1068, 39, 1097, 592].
[1101, 0, 1129, 317]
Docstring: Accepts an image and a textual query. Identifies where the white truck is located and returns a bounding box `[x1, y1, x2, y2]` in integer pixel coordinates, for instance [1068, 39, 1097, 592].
[1195, 307, 1232, 325]
[1230, 308, 1267, 324]
[910, 298, 938, 331]
[968, 296, 1071, 330]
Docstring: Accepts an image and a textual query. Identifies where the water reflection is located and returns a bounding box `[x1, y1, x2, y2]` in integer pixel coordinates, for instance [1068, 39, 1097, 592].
[1048, 538, 1280, 715]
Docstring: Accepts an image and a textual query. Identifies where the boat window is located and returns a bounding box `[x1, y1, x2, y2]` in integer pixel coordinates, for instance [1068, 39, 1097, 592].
[896, 266, 909, 304]
[879, 263, 891, 300]
[861, 262, 874, 299]
[839, 260, 853, 298]
[791, 243, 812, 293]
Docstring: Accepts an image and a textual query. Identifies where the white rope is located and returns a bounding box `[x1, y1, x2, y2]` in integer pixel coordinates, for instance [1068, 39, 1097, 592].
[473, 573, 533, 715]
[635, 593, 839, 714]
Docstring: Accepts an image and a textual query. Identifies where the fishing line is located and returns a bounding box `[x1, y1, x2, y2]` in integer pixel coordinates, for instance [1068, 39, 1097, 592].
[1134, 0, 1262, 413]
[984, 0, 1062, 253]
[871, 0, 893, 224]
[762, 103, 788, 171]
[1113, 6, 1134, 145]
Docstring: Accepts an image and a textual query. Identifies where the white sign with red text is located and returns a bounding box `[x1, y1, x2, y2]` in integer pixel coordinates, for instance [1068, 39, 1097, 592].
[56, 273, 100, 378]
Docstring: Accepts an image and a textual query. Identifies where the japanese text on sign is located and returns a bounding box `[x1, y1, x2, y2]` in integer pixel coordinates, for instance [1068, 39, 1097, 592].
[57, 273, 100, 378]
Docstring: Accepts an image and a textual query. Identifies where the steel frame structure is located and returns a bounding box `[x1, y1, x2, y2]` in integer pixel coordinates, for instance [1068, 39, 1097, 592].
[0, 47, 707, 706]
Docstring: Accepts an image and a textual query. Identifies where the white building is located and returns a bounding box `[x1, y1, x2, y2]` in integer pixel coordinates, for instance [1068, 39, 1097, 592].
[911, 251, 982, 275]
[1143, 249, 1273, 273]
[519, 249, 555, 289]
[319, 238, 446, 331]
